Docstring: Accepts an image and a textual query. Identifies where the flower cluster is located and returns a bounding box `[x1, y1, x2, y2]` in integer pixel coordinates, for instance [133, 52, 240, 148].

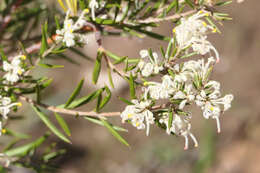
[120, 11, 234, 149]
[2, 55, 26, 84]
[1, 55, 25, 136]
[0, 96, 22, 136]
[55, 9, 89, 47]
[174, 10, 219, 62]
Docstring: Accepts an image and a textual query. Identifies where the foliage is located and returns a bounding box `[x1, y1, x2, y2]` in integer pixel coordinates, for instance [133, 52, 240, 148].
[0, 0, 234, 171]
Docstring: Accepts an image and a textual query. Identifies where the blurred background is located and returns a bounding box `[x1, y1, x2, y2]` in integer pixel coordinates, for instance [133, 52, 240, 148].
[4, 0, 260, 172]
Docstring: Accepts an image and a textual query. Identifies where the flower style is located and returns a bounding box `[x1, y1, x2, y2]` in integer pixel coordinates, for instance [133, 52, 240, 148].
[121, 99, 154, 136]
[89, 0, 99, 20]
[160, 113, 198, 150]
[3, 55, 26, 84]
[174, 11, 219, 62]
[56, 10, 88, 47]
[138, 49, 163, 77]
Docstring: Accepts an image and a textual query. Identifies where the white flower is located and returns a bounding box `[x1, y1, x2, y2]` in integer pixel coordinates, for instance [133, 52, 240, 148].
[160, 114, 198, 150]
[173, 64, 193, 83]
[174, 11, 219, 61]
[121, 100, 154, 136]
[56, 10, 89, 47]
[145, 83, 162, 100]
[173, 84, 195, 109]
[160, 75, 176, 99]
[202, 102, 222, 133]
[89, 0, 99, 20]
[0, 96, 22, 119]
[3, 56, 25, 84]
[191, 36, 219, 61]
[141, 63, 154, 77]
[138, 50, 163, 77]
[145, 75, 176, 100]
[184, 57, 215, 83]
[140, 49, 149, 58]
[196, 84, 234, 133]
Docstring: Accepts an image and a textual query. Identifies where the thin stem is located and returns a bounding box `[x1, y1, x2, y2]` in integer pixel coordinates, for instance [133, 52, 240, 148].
[137, 10, 197, 24]
[19, 95, 121, 117]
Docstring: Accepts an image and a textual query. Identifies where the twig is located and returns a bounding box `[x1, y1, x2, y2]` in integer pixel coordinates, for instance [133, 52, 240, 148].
[102, 49, 128, 79]
[19, 95, 121, 117]
[137, 9, 197, 24]
[19, 95, 169, 118]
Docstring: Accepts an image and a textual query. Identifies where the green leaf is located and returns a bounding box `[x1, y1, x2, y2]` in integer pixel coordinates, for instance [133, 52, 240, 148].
[180, 52, 198, 59]
[65, 79, 84, 108]
[100, 118, 130, 147]
[92, 51, 103, 84]
[4, 129, 30, 139]
[39, 22, 49, 56]
[129, 73, 136, 99]
[38, 63, 64, 69]
[185, 0, 194, 9]
[55, 15, 61, 30]
[55, 113, 71, 136]
[95, 90, 103, 112]
[166, 38, 174, 59]
[107, 67, 115, 88]
[98, 86, 111, 110]
[43, 149, 66, 162]
[84, 117, 128, 132]
[166, 0, 177, 14]
[0, 47, 7, 61]
[118, 97, 134, 105]
[4, 133, 49, 157]
[32, 106, 71, 143]
[160, 46, 165, 58]
[168, 111, 173, 129]
[105, 49, 139, 63]
[175, 0, 179, 12]
[60, 88, 104, 109]
[113, 56, 127, 65]
[216, 0, 232, 6]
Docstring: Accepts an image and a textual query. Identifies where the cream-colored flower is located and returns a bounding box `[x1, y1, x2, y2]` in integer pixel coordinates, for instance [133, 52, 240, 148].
[138, 50, 163, 77]
[3, 56, 25, 84]
[160, 114, 198, 150]
[121, 100, 154, 136]
[56, 10, 89, 47]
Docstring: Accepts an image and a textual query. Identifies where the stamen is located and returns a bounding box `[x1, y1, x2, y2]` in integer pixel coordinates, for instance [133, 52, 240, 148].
[215, 117, 221, 133]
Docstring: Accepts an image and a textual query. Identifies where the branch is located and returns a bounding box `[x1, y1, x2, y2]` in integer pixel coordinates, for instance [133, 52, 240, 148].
[19, 95, 121, 117]
[137, 9, 197, 24]
[18, 95, 169, 118]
